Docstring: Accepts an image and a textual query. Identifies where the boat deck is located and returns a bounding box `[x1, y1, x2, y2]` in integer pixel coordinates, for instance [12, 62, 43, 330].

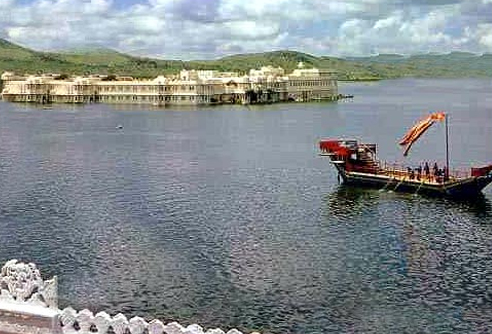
[375, 169, 455, 184]
[349, 170, 456, 186]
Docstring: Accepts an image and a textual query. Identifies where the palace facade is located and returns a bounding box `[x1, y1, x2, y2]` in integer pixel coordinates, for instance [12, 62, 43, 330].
[1, 63, 337, 106]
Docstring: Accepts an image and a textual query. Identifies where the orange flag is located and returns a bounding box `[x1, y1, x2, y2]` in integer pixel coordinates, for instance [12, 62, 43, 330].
[399, 112, 446, 156]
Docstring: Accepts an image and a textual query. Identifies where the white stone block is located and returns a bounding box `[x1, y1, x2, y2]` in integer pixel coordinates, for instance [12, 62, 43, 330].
[94, 311, 112, 334]
[148, 319, 165, 334]
[225, 329, 243, 334]
[164, 321, 186, 334]
[184, 324, 204, 334]
[60, 307, 77, 333]
[111, 313, 129, 334]
[205, 329, 225, 334]
[128, 316, 148, 334]
[76, 309, 94, 334]
[0, 301, 61, 334]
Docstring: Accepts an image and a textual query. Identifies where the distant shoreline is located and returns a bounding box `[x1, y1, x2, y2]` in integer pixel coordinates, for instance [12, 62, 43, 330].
[1, 39, 491, 80]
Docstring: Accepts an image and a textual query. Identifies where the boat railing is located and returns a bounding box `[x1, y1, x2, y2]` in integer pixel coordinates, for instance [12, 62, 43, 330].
[379, 162, 471, 182]
[380, 162, 409, 177]
[449, 169, 471, 179]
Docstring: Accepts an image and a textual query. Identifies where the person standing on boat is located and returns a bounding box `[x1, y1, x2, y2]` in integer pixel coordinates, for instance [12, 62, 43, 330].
[443, 166, 449, 182]
[433, 162, 439, 183]
[424, 162, 430, 179]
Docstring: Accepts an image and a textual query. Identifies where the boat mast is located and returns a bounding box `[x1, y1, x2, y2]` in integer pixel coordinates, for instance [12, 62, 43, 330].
[445, 113, 449, 178]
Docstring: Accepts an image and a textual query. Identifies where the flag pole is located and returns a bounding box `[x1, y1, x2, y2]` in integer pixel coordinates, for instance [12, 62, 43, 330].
[445, 113, 449, 179]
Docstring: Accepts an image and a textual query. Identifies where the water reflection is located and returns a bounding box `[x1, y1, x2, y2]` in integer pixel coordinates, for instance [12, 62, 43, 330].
[322, 186, 492, 333]
[322, 185, 380, 221]
[451, 195, 492, 219]
[325, 184, 492, 218]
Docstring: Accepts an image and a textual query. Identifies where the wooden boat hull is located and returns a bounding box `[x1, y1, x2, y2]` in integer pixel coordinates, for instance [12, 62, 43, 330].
[341, 171, 492, 198]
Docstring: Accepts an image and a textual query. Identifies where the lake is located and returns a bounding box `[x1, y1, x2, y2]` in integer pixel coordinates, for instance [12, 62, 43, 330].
[1, 78, 491, 333]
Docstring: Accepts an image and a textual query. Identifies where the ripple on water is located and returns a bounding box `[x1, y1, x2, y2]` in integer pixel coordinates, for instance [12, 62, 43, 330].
[1, 81, 492, 334]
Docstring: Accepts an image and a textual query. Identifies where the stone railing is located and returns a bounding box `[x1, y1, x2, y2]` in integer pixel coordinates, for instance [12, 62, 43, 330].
[0, 259, 58, 308]
[0, 260, 258, 334]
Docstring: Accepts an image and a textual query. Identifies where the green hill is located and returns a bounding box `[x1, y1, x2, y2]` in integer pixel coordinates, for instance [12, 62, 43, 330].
[57, 48, 134, 66]
[1, 38, 491, 80]
[0, 39, 186, 77]
[345, 53, 407, 64]
[347, 52, 492, 78]
[0, 39, 38, 61]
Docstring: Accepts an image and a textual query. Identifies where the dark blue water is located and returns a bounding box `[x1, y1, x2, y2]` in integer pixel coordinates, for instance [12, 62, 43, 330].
[1, 79, 491, 334]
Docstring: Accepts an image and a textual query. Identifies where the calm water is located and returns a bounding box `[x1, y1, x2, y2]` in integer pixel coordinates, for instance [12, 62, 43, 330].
[1, 79, 492, 334]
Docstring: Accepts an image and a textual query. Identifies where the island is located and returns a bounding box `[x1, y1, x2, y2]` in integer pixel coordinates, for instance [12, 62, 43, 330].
[1, 63, 338, 106]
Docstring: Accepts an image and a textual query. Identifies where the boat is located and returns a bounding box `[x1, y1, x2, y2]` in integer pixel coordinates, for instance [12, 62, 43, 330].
[319, 111, 492, 198]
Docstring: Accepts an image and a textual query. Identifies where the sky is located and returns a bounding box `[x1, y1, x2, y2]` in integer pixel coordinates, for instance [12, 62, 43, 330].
[1, 0, 491, 59]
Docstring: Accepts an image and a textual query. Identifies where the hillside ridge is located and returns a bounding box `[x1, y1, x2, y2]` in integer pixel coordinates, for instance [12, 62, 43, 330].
[1, 38, 491, 80]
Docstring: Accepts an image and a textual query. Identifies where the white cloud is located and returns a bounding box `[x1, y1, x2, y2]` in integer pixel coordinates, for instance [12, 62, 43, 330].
[373, 14, 402, 30]
[339, 19, 368, 39]
[127, 15, 165, 34]
[477, 24, 492, 48]
[0, 0, 491, 58]
[83, 0, 112, 15]
[401, 10, 451, 45]
[223, 21, 279, 39]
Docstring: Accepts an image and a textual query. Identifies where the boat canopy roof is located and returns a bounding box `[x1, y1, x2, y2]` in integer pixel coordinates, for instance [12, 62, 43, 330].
[319, 139, 377, 154]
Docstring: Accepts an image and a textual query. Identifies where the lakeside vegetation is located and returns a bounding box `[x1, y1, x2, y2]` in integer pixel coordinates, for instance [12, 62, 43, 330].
[1, 38, 491, 80]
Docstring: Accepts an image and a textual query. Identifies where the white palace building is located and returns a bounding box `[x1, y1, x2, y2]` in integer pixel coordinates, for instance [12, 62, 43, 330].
[1, 63, 338, 106]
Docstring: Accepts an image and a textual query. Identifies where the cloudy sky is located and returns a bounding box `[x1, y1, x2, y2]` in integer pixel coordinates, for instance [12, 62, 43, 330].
[1, 0, 491, 59]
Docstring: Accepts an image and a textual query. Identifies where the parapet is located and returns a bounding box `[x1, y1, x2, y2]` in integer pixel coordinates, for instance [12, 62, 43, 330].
[0, 260, 59, 334]
[0, 260, 259, 334]
[0, 259, 57, 308]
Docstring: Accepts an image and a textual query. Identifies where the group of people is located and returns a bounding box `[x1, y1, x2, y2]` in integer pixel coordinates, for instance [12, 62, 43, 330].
[407, 162, 448, 182]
